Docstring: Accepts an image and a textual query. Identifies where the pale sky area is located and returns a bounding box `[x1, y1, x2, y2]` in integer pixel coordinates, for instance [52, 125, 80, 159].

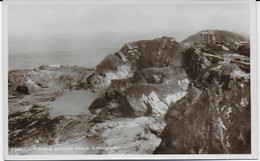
[8, 2, 250, 70]
[9, 3, 249, 36]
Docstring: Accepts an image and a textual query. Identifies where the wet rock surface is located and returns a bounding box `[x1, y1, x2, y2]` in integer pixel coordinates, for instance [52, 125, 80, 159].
[8, 32, 250, 154]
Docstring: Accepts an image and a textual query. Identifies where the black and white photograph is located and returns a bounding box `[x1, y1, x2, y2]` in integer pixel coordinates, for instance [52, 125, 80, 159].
[3, 0, 257, 159]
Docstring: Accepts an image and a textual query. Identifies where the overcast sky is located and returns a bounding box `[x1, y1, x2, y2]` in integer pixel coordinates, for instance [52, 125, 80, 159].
[9, 3, 250, 39]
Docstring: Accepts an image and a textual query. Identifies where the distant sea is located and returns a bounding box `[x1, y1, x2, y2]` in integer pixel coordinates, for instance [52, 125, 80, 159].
[8, 32, 193, 70]
[9, 46, 120, 71]
[8, 33, 126, 70]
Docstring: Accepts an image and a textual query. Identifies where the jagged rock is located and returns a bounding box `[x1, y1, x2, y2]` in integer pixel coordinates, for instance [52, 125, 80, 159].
[87, 36, 184, 89]
[90, 66, 190, 118]
[90, 78, 190, 118]
[8, 105, 61, 147]
[154, 62, 250, 154]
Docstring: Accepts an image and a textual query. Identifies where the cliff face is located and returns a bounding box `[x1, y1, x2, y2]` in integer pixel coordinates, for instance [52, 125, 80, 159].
[82, 37, 189, 153]
[87, 37, 188, 122]
[85, 35, 250, 154]
[154, 49, 250, 154]
[87, 36, 184, 89]
[8, 33, 251, 154]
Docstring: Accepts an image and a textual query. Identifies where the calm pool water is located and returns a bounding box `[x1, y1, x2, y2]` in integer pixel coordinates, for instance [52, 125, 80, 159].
[47, 90, 98, 117]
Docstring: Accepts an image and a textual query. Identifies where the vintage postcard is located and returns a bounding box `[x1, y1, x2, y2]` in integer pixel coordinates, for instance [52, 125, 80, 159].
[3, 0, 257, 160]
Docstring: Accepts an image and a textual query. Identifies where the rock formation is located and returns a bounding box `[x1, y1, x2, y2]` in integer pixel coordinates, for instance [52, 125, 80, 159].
[8, 30, 250, 154]
[154, 48, 250, 154]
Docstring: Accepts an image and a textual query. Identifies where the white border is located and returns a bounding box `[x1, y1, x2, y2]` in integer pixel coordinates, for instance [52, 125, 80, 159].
[3, 1, 9, 160]
[1, 0, 252, 5]
[0, 2, 4, 161]
[3, 0, 257, 160]
[249, 0, 258, 159]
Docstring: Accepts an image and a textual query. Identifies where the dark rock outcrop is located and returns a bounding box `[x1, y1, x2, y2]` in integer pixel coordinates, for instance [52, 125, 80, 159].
[154, 50, 250, 154]
[87, 37, 189, 118]
[87, 36, 184, 89]
[9, 105, 61, 147]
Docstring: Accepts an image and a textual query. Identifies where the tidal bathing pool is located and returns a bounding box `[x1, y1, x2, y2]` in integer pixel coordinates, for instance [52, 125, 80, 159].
[47, 90, 98, 117]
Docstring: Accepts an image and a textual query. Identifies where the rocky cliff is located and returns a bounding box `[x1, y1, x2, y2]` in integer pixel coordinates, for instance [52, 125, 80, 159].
[85, 35, 250, 154]
[154, 48, 250, 154]
[8, 32, 250, 154]
[83, 37, 189, 153]
[87, 36, 183, 89]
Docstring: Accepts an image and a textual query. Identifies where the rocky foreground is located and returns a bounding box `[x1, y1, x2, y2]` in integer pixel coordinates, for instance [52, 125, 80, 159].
[8, 30, 250, 154]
